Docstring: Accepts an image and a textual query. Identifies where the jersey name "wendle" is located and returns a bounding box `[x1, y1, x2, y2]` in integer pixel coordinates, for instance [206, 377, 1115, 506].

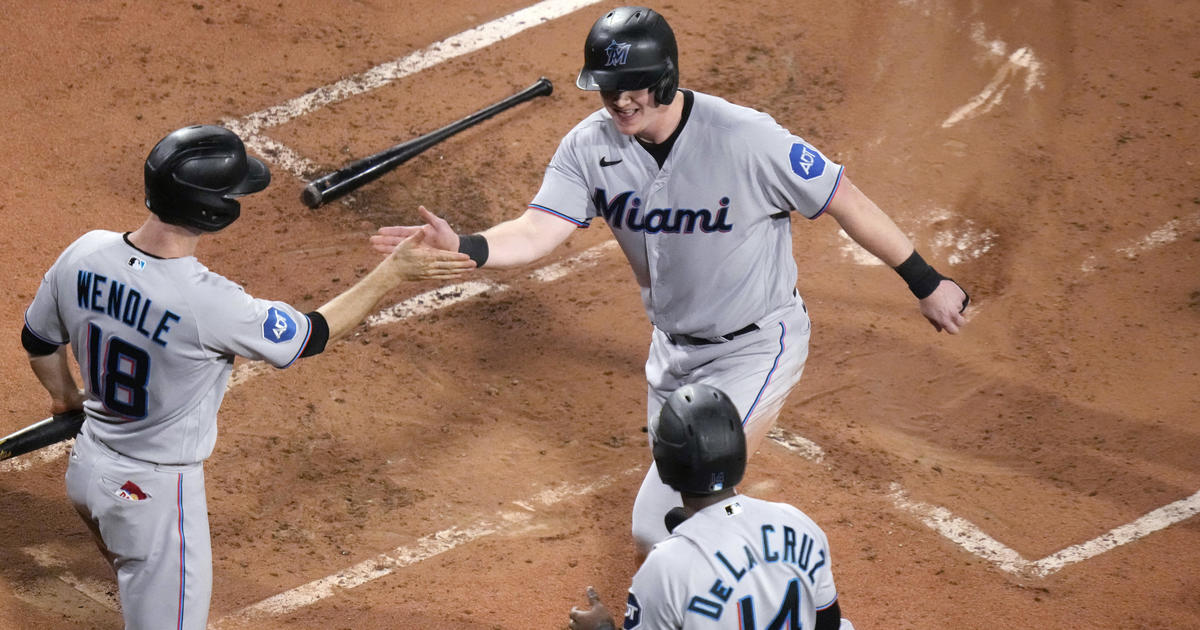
[76, 269, 181, 347]
[593, 188, 734, 234]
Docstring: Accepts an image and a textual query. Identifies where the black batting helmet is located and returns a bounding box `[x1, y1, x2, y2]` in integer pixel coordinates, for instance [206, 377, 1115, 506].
[652, 384, 746, 496]
[144, 124, 270, 232]
[576, 6, 679, 105]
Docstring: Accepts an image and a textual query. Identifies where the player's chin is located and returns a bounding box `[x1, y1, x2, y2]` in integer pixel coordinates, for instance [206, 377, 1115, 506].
[608, 109, 643, 133]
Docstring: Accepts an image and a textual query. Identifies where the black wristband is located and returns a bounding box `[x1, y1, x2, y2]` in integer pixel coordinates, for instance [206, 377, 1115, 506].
[299, 311, 330, 358]
[893, 250, 946, 300]
[457, 233, 489, 267]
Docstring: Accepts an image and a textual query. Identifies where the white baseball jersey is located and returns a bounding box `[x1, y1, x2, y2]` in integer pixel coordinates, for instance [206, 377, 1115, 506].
[24, 230, 312, 464]
[624, 495, 838, 630]
[530, 90, 843, 339]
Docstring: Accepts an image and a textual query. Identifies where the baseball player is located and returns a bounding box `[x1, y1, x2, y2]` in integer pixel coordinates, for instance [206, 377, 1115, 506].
[371, 6, 969, 558]
[568, 384, 854, 630]
[20, 124, 473, 629]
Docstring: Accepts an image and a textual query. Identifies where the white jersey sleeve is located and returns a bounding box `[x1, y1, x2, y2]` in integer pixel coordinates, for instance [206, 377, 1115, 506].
[742, 112, 843, 220]
[23, 242, 76, 346]
[529, 112, 615, 226]
[625, 536, 692, 629]
[186, 270, 312, 369]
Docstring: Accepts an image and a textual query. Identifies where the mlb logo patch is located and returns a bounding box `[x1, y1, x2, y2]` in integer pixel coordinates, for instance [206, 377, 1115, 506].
[789, 142, 826, 180]
[126, 256, 146, 271]
[263, 306, 297, 343]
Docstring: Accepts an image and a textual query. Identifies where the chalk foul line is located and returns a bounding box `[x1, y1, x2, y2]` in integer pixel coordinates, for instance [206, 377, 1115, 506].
[213, 467, 642, 627]
[889, 483, 1200, 577]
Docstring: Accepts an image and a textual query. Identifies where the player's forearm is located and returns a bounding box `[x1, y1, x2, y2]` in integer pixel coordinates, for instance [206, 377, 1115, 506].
[474, 210, 575, 268]
[28, 347, 83, 413]
[825, 179, 914, 267]
[315, 265, 396, 342]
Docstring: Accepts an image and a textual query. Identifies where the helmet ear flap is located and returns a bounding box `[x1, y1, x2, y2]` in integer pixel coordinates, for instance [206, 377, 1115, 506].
[653, 58, 678, 105]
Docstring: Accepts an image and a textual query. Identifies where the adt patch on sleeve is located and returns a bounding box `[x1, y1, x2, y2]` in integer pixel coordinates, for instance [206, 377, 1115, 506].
[262, 307, 297, 343]
[623, 591, 642, 629]
[789, 142, 826, 180]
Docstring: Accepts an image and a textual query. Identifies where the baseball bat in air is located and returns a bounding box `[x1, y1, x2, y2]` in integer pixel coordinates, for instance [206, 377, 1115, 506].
[301, 76, 554, 209]
[0, 410, 85, 462]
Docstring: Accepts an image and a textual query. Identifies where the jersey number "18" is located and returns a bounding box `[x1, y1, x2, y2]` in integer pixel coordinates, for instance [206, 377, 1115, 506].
[87, 323, 151, 419]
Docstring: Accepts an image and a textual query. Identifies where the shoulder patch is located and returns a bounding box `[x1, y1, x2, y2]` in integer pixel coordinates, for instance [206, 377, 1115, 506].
[623, 591, 642, 629]
[789, 142, 826, 180]
[263, 307, 297, 343]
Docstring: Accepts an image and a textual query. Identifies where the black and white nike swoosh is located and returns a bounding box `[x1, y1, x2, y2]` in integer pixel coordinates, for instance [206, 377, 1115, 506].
[599, 156, 622, 167]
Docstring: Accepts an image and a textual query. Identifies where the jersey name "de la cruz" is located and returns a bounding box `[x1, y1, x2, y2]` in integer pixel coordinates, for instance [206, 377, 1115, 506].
[531, 90, 843, 338]
[24, 230, 312, 464]
[624, 495, 838, 629]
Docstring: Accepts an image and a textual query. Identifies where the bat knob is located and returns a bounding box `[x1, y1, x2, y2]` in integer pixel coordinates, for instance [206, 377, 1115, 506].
[300, 183, 324, 209]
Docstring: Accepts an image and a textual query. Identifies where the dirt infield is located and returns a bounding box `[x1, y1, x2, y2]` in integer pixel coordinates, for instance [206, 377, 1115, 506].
[2, 1, 1198, 628]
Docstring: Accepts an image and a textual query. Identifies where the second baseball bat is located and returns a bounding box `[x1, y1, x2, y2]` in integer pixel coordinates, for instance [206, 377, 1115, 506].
[301, 77, 554, 209]
[0, 410, 85, 461]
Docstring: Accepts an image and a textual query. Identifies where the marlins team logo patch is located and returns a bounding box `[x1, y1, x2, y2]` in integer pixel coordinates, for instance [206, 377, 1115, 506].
[605, 40, 632, 67]
[789, 142, 826, 180]
[116, 480, 150, 501]
[263, 306, 297, 344]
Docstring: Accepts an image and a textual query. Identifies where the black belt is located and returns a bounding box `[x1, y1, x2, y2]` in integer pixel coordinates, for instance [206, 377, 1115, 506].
[665, 323, 759, 346]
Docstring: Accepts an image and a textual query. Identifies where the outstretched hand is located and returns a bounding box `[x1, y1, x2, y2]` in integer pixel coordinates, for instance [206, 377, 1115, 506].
[569, 586, 617, 630]
[919, 279, 970, 333]
[371, 206, 460, 254]
[378, 230, 475, 281]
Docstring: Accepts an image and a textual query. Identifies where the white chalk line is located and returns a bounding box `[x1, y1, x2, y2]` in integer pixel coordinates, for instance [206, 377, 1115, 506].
[836, 214, 997, 267]
[938, 12, 1044, 129]
[941, 46, 1038, 128]
[213, 467, 642, 626]
[1080, 212, 1200, 272]
[366, 279, 508, 327]
[890, 484, 1200, 577]
[21, 543, 121, 611]
[528, 239, 619, 282]
[766, 427, 825, 463]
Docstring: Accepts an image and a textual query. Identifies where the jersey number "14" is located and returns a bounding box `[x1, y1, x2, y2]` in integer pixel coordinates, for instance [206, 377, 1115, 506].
[690, 578, 803, 630]
[739, 579, 803, 630]
[87, 323, 151, 419]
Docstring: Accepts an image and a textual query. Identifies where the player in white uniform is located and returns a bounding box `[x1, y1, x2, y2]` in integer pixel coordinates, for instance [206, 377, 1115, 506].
[371, 6, 969, 558]
[569, 384, 853, 630]
[21, 124, 473, 629]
